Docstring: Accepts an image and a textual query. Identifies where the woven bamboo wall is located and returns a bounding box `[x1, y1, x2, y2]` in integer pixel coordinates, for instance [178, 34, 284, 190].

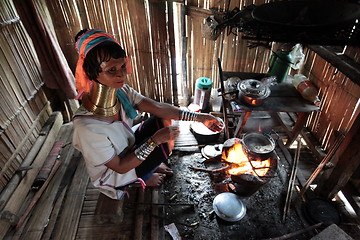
[0, 0, 52, 190]
[184, 0, 272, 99]
[48, 0, 173, 103]
[302, 47, 360, 150]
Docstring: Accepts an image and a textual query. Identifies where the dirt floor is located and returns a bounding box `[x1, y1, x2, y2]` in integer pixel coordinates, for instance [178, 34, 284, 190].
[154, 118, 316, 240]
[161, 146, 311, 240]
[119, 119, 359, 240]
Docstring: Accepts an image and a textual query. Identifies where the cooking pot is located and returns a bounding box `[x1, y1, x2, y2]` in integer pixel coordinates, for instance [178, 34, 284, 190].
[237, 79, 270, 106]
[241, 132, 275, 160]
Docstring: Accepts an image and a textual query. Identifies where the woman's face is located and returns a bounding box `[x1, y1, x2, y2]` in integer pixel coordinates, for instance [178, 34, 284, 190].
[97, 57, 127, 89]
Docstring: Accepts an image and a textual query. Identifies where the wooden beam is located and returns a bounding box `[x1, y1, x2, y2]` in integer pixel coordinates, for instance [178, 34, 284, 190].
[308, 45, 360, 86]
[167, 2, 179, 106]
[315, 114, 360, 199]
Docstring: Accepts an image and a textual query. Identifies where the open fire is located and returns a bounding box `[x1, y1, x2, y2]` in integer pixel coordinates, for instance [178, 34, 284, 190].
[222, 140, 271, 177]
[221, 137, 278, 196]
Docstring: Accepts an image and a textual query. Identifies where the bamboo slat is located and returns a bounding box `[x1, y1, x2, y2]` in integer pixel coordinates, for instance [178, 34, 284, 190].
[301, 46, 360, 149]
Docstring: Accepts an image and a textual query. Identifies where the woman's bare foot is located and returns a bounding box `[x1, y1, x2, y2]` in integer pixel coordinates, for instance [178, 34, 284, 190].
[155, 162, 174, 176]
[145, 173, 166, 187]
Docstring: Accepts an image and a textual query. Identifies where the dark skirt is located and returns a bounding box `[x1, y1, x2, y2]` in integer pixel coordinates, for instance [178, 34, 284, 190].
[133, 116, 170, 178]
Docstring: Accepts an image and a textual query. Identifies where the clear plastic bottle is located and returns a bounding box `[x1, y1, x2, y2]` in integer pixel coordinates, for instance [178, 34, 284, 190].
[292, 74, 321, 106]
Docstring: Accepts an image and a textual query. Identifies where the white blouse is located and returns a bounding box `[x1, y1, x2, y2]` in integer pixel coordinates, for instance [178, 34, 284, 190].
[72, 84, 145, 199]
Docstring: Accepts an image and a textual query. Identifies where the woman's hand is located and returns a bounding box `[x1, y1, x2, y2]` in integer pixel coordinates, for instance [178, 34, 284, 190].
[197, 114, 224, 132]
[152, 126, 180, 144]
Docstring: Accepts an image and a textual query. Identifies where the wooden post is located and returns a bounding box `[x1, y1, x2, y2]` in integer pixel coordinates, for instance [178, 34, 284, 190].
[167, 2, 178, 106]
[286, 112, 309, 147]
[94, 193, 125, 224]
[134, 188, 145, 240]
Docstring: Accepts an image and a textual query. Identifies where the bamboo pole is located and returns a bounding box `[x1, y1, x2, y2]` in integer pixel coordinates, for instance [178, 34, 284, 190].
[0, 102, 51, 184]
[0, 111, 62, 239]
[0, 107, 51, 208]
[282, 138, 301, 223]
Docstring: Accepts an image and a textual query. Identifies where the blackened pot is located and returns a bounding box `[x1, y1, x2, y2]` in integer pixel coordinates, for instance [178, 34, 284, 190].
[241, 132, 275, 160]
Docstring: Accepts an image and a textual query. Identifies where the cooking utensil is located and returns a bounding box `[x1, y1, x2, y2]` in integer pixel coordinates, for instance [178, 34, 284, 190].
[241, 132, 275, 160]
[212, 192, 246, 222]
[237, 79, 270, 106]
[201, 144, 223, 159]
[190, 122, 220, 144]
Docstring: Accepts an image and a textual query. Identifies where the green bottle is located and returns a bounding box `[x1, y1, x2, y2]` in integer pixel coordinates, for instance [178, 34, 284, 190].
[267, 50, 293, 83]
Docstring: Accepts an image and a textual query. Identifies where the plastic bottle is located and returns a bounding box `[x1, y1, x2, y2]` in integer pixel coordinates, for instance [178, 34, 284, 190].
[292, 74, 321, 106]
[194, 77, 213, 111]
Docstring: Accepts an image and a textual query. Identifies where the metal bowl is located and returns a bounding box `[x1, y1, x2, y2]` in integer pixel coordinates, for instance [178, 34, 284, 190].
[213, 192, 246, 222]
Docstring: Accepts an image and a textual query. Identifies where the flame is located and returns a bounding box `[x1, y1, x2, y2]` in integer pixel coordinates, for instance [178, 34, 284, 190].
[222, 142, 271, 176]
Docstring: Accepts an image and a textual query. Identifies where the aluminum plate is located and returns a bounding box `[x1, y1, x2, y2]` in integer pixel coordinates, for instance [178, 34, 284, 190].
[213, 192, 246, 222]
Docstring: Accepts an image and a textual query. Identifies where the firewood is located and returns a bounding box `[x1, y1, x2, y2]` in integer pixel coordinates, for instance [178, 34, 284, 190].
[189, 165, 231, 173]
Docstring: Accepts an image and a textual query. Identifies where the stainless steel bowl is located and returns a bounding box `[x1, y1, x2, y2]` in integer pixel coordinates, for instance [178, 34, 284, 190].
[213, 192, 246, 222]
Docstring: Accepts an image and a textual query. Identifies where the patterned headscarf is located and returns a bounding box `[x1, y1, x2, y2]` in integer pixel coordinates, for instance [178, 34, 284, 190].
[75, 29, 131, 97]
